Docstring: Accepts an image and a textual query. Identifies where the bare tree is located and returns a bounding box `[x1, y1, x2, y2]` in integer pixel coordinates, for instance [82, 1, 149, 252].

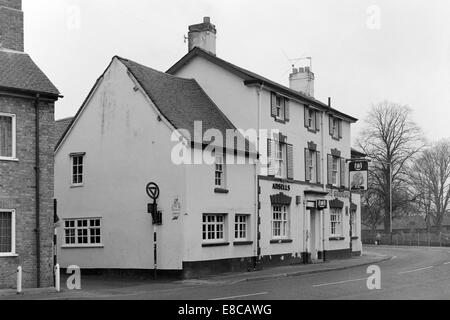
[361, 187, 384, 231]
[357, 101, 424, 233]
[411, 140, 450, 234]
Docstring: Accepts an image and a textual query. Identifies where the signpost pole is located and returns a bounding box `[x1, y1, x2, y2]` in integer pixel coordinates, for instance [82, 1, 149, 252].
[154, 229, 157, 280]
[146, 182, 161, 281]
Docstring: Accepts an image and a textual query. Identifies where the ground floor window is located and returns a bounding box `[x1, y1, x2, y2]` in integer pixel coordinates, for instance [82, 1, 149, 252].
[330, 209, 343, 236]
[203, 214, 226, 242]
[64, 218, 102, 246]
[0, 210, 15, 255]
[235, 215, 249, 240]
[272, 205, 289, 239]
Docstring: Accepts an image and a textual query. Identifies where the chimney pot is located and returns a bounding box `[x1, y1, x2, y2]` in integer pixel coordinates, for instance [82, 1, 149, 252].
[203, 17, 211, 23]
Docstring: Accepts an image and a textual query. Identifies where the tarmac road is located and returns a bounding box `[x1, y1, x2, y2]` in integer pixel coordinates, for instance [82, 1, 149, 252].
[2, 245, 450, 300]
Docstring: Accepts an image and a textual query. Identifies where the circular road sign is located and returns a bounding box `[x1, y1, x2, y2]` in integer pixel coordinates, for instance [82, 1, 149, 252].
[146, 182, 160, 201]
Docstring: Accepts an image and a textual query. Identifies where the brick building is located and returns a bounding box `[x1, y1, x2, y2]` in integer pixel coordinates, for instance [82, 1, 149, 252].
[0, 0, 60, 288]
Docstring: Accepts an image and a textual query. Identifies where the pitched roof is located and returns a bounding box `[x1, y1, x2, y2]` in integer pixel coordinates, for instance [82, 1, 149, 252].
[167, 47, 357, 123]
[0, 49, 60, 97]
[55, 117, 73, 145]
[118, 56, 248, 145]
[56, 56, 253, 154]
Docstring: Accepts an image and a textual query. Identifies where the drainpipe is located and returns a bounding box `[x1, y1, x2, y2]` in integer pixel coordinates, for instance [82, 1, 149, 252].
[254, 83, 264, 270]
[321, 99, 330, 262]
[34, 94, 41, 287]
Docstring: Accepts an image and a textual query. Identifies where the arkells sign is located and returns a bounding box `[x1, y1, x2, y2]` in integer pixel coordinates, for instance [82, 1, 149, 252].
[349, 161, 369, 191]
[273, 183, 291, 191]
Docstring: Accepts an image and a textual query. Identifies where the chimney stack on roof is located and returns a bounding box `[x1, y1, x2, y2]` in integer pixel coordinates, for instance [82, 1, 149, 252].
[0, 0, 24, 51]
[289, 65, 315, 97]
[188, 17, 217, 55]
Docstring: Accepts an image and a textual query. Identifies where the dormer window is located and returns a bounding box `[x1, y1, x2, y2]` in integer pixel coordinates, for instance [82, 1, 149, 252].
[271, 93, 290, 123]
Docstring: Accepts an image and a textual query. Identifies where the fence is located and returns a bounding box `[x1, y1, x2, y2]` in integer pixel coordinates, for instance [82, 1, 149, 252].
[362, 231, 450, 247]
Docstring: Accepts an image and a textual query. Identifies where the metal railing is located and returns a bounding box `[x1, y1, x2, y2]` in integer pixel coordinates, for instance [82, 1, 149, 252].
[363, 231, 450, 247]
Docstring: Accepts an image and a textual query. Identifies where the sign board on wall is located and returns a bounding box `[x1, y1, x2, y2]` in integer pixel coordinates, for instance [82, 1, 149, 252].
[349, 161, 369, 191]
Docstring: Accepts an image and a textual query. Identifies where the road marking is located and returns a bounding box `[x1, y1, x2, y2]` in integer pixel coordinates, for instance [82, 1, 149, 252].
[398, 266, 434, 274]
[444, 262, 450, 265]
[312, 278, 367, 288]
[210, 292, 268, 300]
[381, 255, 397, 263]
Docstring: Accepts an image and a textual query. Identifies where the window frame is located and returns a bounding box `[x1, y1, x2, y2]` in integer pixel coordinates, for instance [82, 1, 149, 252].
[272, 205, 289, 240]
[70, 153, 85, 187]
[307, 109, 316, 131]
[332, 156, 340, 186]
[214, 155, 226, 189]
[62, 217, 103, 248]
[274, 139, 287, 179]
[0, 113, 17, 161]
[330, 209, 343, 237]
[271, 92, 289, 122]
[306, 149, 316, 183]
[330, 116, 342, 140]
[0, 209, 16, 257]
[234, 214, 250, 241]
[202, 214, 227, 244]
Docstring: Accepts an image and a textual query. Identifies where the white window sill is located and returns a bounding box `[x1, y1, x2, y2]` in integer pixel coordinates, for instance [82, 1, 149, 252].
[0, 253, 18, 258]
[0, 158, 19, 162]
[70, 184, 84, 189]
[61, 244, 104, 249]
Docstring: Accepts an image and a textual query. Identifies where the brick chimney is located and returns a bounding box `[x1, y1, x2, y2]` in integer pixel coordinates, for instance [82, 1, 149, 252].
[188, 17, 216, 55]
[0, 0, 24, 51]
[289, 66, 315, 98]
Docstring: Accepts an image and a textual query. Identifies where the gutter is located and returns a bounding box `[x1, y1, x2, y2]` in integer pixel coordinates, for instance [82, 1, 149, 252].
[34, 94, 41, 288]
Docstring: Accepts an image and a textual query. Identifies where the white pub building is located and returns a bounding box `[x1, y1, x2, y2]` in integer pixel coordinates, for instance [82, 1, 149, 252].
[55, 18, 362, 278]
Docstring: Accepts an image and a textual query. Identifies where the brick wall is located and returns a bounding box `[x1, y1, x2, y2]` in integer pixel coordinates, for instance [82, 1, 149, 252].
[0, 0, 24, 52]
[0, 94, 55, 289]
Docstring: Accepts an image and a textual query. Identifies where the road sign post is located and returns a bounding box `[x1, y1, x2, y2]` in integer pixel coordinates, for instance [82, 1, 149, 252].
[146, 182, 161, 280]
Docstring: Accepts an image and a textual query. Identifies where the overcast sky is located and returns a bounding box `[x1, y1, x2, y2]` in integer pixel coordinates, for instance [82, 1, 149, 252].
[23, 0, 450, 144]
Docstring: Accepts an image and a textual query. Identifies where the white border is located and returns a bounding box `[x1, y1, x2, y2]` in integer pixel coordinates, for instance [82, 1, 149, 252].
[0, 113, 18, 161]
[0, 209, 17, 257]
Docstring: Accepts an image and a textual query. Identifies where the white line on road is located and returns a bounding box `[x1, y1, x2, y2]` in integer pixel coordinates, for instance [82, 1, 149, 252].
[312, 278, 367, 288]
[444, 262, 450, 265]
[381, 256, 397, 263]
[210, 292, 268, 300]
[398, 266, 434, 275]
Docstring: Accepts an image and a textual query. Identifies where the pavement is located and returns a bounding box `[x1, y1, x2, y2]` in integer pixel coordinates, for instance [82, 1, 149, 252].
[0, 249, 390, 300]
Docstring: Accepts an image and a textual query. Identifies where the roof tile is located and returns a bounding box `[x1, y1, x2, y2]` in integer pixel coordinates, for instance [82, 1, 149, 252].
[0, 49, 60, 97]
